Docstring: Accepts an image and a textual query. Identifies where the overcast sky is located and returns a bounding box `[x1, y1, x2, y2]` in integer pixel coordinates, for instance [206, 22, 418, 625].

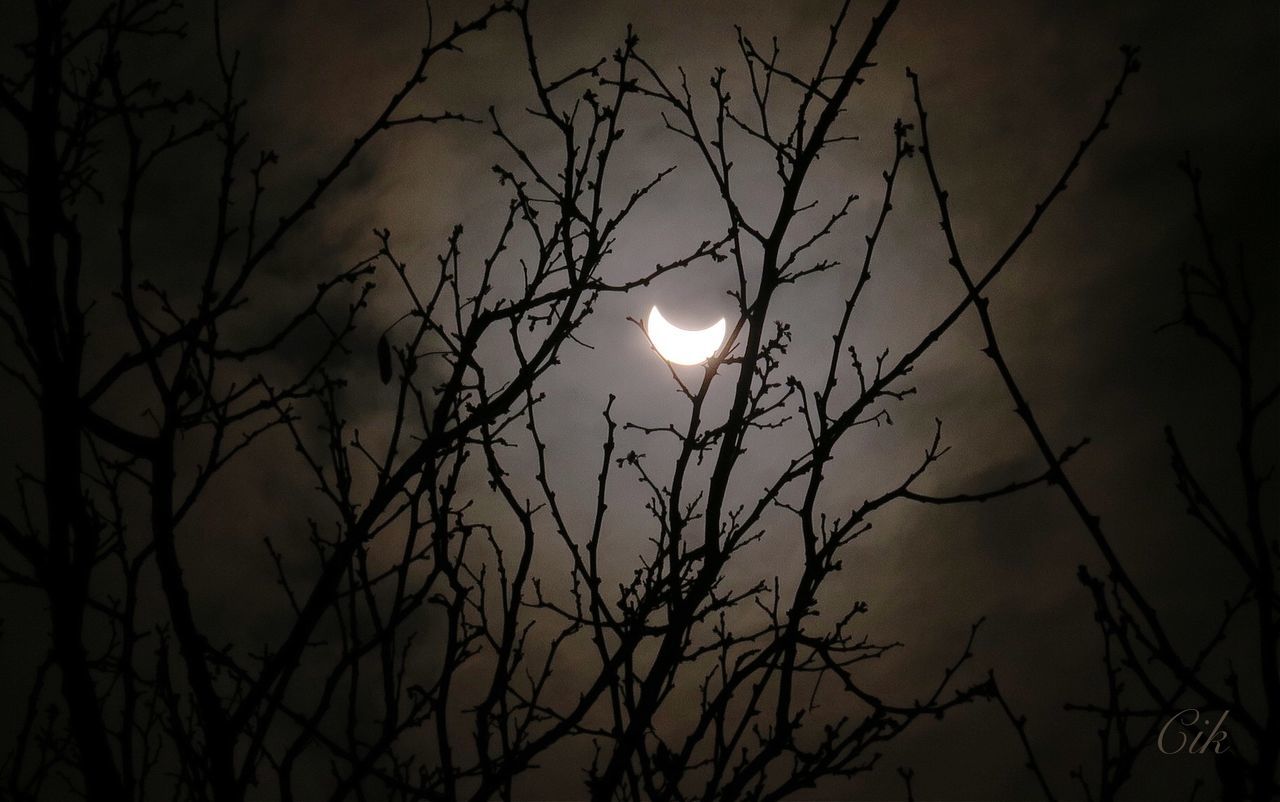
[1, 1, 1276, 799]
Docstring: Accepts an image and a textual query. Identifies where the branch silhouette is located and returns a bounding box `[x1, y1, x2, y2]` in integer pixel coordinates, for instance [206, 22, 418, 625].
[3, 1, 1262, 801]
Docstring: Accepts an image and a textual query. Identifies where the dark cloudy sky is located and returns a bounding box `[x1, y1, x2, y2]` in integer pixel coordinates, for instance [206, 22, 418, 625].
[1, 1, 1277, 799]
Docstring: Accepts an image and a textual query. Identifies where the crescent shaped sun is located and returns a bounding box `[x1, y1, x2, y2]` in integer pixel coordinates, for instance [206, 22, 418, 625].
[646, 306, 727, 366]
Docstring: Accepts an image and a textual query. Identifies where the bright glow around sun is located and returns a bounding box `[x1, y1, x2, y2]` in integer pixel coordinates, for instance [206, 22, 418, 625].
[646, 306, 727, 366]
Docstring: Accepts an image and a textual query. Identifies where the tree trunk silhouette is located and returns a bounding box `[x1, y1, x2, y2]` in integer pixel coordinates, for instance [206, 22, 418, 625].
[0, 1, 1270, 800]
